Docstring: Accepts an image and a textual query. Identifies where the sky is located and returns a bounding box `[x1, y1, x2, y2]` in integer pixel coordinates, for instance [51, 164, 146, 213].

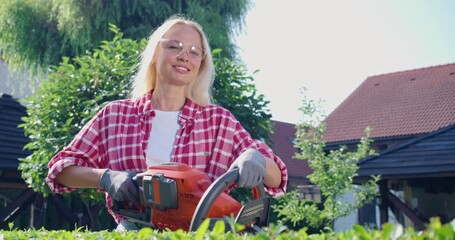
[235, 1, 455, 124]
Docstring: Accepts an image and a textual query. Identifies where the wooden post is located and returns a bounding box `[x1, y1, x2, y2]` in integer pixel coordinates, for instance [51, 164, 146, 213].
[378, 180, 388, 228]
[30, 193, 46, 229]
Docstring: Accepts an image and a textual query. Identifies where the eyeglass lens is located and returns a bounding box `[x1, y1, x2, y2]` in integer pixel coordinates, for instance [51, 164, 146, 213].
[161, 39, 205, 60]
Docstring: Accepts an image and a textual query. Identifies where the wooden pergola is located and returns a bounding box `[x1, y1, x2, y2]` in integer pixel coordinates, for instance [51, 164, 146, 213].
[356, 124, 455, 229]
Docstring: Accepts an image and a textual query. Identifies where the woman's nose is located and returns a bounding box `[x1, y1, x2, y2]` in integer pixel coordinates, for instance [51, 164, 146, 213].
[176, 49, 189, 61]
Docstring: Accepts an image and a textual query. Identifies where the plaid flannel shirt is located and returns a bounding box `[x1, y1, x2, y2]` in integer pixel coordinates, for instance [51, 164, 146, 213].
[46, 91, 288, 223]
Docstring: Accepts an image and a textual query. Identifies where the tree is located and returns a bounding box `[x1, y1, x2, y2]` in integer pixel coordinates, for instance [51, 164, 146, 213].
[212, 50, 272, 143]
[271, 88, 380, 231]
[0, 0, 251, 73]
[19, 27, 272, 199]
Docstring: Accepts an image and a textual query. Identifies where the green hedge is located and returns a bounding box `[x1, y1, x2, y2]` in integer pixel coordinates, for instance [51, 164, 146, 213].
[1, 218, 454, 240]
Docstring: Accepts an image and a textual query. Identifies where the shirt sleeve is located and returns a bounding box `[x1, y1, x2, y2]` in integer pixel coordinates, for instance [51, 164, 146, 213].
[229, 114, 288, 196]
[46, 108, 106, 193]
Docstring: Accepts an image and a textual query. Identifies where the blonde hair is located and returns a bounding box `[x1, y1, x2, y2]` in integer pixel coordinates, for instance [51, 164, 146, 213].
[130, 15, 214, 105]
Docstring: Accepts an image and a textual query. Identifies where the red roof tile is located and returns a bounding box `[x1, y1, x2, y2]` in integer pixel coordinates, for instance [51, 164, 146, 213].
[270, 120, 313, 179]
[324, 63, 455, 143]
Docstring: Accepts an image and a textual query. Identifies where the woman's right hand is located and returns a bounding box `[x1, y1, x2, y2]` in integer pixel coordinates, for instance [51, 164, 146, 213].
[99, 169, 139, 202]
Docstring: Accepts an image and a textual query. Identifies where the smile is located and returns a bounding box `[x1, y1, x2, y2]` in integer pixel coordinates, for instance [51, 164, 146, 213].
[173, 65, 190, 73]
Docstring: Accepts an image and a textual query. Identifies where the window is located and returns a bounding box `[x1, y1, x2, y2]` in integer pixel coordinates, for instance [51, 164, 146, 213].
[296, 185, 321, 202]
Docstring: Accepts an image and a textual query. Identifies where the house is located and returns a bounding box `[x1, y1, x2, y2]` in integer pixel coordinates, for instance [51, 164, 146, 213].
[0, 93, 38, 228]
[0, 94, 30, 187]
[323, 63, 455, 229]
[270, 120, 319, 200]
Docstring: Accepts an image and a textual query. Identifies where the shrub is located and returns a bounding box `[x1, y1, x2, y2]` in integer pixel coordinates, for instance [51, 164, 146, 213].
[1, 218, 453, 239]
[271, 88, 380, 231]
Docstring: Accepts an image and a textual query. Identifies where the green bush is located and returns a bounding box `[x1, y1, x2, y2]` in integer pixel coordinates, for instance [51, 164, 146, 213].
[269, 190, 328, 233]
[19, 25, 142, 200]
[1, 218, 454, 239]
[271, 88, 380, 231]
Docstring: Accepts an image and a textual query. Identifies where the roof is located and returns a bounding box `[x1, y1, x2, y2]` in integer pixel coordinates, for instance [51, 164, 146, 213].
[357, 123, 455, 178]
[323, 63, 455, 143]
[270, 120, 312, 180]
[0, 93, 30, 169]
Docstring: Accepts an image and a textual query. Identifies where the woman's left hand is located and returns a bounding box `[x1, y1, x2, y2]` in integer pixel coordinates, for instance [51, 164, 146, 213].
[228, 148, 266, 187]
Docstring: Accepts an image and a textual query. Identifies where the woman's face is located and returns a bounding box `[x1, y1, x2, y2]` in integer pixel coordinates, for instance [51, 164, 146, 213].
[154, 24, 204, 88]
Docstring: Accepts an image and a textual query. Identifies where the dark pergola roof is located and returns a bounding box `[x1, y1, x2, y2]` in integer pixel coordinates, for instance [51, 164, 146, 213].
[357, 124, 455, 179]
[0, 93, 30, 170]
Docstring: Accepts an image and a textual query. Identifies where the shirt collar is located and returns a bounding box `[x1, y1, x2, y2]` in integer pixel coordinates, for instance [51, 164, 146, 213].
[139, 90, 202, 125]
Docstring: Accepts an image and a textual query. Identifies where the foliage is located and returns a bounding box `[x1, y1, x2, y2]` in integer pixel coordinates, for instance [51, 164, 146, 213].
[272, 88, 380, 231]
[212, 49, 272, 143]
[19, 24, 142, 198]
[19, 28, 273, 200]
[268, 190, 328, 233]
[1, 218, 454, 239]
[340, 218, 455, 240]
[0, 0, 250, 73]
[0, 0, 58, 75]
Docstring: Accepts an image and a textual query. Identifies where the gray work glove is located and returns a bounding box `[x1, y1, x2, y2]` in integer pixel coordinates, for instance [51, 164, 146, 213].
[228, 148, 266, 187]
[99, 169, 139, 202]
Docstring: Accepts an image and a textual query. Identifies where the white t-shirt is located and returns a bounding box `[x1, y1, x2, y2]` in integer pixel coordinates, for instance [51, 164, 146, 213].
[146, 110, 180, 166]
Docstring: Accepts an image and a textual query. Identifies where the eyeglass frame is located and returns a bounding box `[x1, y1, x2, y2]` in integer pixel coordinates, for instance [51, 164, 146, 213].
[159, 38, 207, 61]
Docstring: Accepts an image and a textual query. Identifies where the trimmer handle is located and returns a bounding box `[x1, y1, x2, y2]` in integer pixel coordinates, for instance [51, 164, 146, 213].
[189, 168, 268, 231]
[111, 175, 153, 227]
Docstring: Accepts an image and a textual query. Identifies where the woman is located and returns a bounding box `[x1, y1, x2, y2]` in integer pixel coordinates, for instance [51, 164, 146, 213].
[46, 15, 288, 231]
